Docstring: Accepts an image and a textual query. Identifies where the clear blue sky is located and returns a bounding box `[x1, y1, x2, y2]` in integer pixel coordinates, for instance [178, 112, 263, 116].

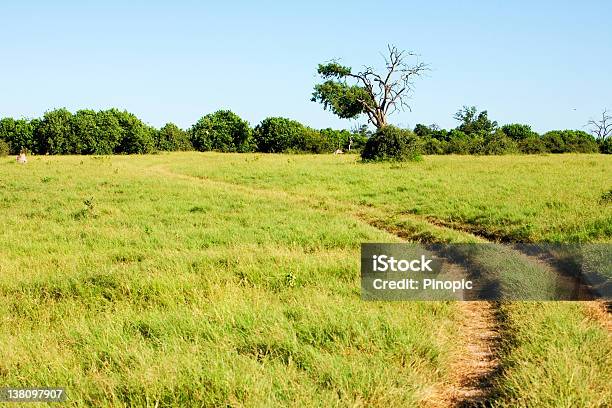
[1, 1, 610, 133]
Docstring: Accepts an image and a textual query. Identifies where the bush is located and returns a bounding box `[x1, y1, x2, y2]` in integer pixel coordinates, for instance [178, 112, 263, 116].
[501, 123, 539, 142]
[319, 128, 352, 152]
[71, 109, 124, 154]
[483, 130, 519, 155]
[542, 130, 598, 153]
[298, 128, 332, 153]
[190, 110, 252, 152]
[71, 110, 100, 154]
[444, 130, 474, 154]
[0, 118, 38, 154]
[422, 137, 445, 155]
[361, 126, 422, 162]
[414, 123, 448, 141]
[253, 117, 310, 153]
[348, 125, 372, 152]
[38, 108, 76, 154]
[93, 110, 124, 154]
[157, 123, 192, 151]
[599, 138, 612, 154]
[111, 110, 156, 154]
[518, 137, 547, 154]
[0, 139, 9, 156]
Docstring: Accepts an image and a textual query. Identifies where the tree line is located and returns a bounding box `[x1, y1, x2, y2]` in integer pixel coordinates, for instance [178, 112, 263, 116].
[0, 106, 609, 158]
[1, 46, 608, 159]
[0, 108, 367, 156]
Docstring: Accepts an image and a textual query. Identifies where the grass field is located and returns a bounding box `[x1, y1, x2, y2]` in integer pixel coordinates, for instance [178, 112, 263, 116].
[1, 153, 610, 407]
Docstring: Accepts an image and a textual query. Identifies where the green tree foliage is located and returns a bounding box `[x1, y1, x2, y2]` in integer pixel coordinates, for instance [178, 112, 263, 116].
[111, 110, 156, 154]
[72, 109, 124, 154]
[94, 110, 124, 154]
[501, 123, 539, 141]
[517, 137, 547, 154]
[299, 128, 332, 153]
[414, 124, 449, 154]
[0, 139, 9, 156]
[361, 126, 422, 162]
[253, 117, 309, 153]
[501, 123, 545, 154]
[71, 110, 99, 154]
[350, 125, 373, 150]
[542, 130, 599, 153]
[444, 130, 476, 154]
[156, 123, 192, 151]
[38, 108, 76, 154]
[454, 106, 498, 137]
[599, 137, 612, 154]
[1, 105, 606, 157]
[190, 110, 252, 152]
[320, 128, 353, 151]
[312, 46, 428, 129]
[0, 118, 38, 154]
[312, 79, 373, 120]
[483, 130, 519, 155]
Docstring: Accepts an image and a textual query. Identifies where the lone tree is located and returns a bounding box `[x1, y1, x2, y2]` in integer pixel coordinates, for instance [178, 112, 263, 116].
[587, 109, 612, 142]
[312, 45, 428, 129]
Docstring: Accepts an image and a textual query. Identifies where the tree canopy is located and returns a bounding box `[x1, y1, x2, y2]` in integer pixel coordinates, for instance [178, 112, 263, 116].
[312, 45, 428, 129]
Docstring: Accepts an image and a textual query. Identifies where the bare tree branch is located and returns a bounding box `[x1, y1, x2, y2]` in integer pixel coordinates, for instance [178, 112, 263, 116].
[587, 109, 612, 141]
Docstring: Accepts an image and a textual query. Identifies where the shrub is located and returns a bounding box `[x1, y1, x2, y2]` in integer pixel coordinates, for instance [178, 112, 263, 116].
[444, 130, 473, 154]
[299, 128, 332, 153]
[319, 128, 352, 152]
[190, 110, 252, 152]
[119, 124, 156, 154]
[518, 137, 547, 154]
[469, 135, 486, 155]
[599, 138, 612, 154]
[422, 137, 445, 155]
[111, 110, 156, 154]
[0, 139, 9, 156]
[483, 130, 519, 155]
[454, 106, 498, 137]
[93, 110, 124, 154]
[71, 110, 99, 154]
[348, 125, 372, 152]
[563, 130, 598, 153]
[0, 118, 39, 154]
[254, 117, 310, 153]
[542, 130, 598, 153]
[501, 123, 539, 142]
[414, 123, 448, 141]
[157, 123, 192, 151]
[37, 108, 76, 154]
[361, 126, 422, 162]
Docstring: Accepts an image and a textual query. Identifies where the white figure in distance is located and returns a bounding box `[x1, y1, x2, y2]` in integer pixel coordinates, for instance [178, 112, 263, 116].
[16, 150, 27, 164]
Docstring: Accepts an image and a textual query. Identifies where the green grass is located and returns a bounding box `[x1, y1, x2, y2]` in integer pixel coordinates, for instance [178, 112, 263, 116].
[0, 153, 610, 407]
[167, 153, 611, 242]
[492, 302, 611, 407]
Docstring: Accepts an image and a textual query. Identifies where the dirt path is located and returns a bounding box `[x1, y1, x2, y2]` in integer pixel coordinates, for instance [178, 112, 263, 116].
[424, 301, 501, 408]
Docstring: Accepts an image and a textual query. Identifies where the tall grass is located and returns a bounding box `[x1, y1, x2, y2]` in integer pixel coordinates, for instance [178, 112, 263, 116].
[0, 153, 610, 406]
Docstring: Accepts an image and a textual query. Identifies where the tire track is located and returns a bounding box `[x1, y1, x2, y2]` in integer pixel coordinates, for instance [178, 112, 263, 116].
[358, 215, 504, 407]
